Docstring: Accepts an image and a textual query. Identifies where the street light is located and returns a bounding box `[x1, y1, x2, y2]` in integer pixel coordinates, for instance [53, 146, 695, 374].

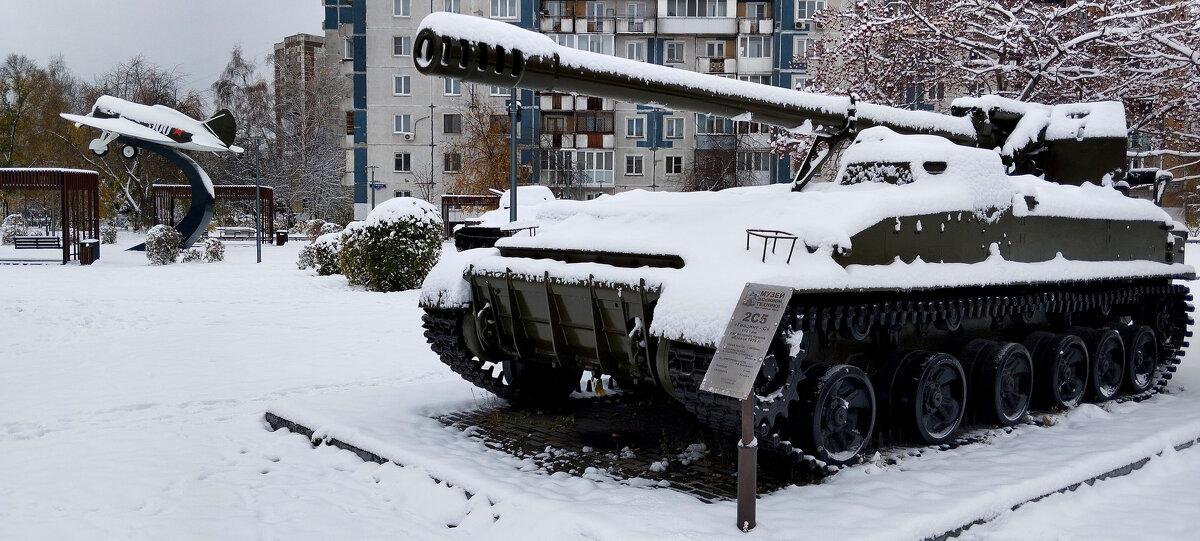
[367, 164, 379, 209]
[253, 140, 262, 263]
[507, 90, 518, 222]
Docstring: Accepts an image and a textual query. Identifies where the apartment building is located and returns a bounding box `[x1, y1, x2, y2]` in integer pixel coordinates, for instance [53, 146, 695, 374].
[324, 0, 834, 219]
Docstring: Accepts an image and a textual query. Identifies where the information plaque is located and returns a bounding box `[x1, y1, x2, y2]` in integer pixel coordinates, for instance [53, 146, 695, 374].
[700, 283, 794, 400]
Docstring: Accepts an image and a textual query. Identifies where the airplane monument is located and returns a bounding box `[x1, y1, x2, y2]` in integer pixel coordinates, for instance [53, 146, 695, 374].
[61, 95, 244, 250]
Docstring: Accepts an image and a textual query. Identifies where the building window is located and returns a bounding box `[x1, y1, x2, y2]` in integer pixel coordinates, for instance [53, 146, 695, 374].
[665, 155, 683, 175]
[443, 78, 461, 96]
[626, 41, 645, 62]
[443, 114, 462, 133]
[625, 154, 643, 175]
[343, 38, 354, 60]
[551, 34, 614, 55]
[745, 2, 768, 19]
[541, 114, 569, 133]
[442, 0, 461, 12]
[394, 190, 412, 198]
[393, 75, 411, 95]
[545, 0, 567, 16]
[345, 112, 354, 135]
[626, 117, 644, 138]
[738, 151, 769, 171]
[666, 0, 726, 17]
[696, 114, 731, 134]
[492, 0, 517, 18]
[577, 150, 614, 185]
[575, 111, 614, 133]
[739, 36, 770, 58]
[394, 152, 412, 172]
[394, 114, 411, 133]
[739, 74, 770, 85]
[626, 3, 646, 31]
[491, 86, 511, 96]
[393, 36, 412, 56]
[665, 41, 684, 63]
[705, 41, 726, 58]
[444, 152, 462, 172]
[394, 0, 410, 17]
[797, 0, 825, 21]
[665, 117, 683, 138]
[795, 37, 816, 59]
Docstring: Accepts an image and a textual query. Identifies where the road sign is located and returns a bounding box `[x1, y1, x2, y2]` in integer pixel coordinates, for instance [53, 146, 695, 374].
[700, 283, 794, 400]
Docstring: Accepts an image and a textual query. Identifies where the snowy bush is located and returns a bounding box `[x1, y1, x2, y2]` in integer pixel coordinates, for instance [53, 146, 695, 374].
[337, 198, 443, 292]
[320, 222, 343, 236]
[1, 214, 27, 245]
[145, 225, 183, 265]
[180, 248, 204, 263]
[204, 238, 225, 262]
[297, 231, 343, 275]
[100, 224, 118, 244]
[304, 219, 327, 242]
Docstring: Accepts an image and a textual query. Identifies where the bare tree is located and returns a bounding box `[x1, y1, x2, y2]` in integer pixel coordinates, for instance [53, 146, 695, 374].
[784, 0, 1199, 181]
[443, 85, 527, 194]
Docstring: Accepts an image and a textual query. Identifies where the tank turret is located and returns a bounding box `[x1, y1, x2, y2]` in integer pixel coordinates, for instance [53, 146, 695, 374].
[414, 13, 1127, 186]
[414, 13, 1192, 467]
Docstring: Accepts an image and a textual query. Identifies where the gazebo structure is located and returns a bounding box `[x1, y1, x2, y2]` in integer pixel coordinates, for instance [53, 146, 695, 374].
[0, 168, 100, 264]
[151, 184, 275, 240]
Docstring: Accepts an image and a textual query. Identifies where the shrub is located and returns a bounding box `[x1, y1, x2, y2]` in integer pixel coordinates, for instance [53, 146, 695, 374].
[304, 219, 327, 242]
[145, 225, 183, 265]
[180, 248, 204, 263]
[100, 224, 118, 244]
[320, 222, 343, 236]
[1, 214, 27, 245]
[204, 238, 225, 262]
[337, 197, 443, 292]
[298, 231, 343, 275]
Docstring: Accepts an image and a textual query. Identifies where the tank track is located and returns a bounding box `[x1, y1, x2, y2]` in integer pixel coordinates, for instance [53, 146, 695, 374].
[666, 282, 1193, 467]
[423, 307, 523, 402]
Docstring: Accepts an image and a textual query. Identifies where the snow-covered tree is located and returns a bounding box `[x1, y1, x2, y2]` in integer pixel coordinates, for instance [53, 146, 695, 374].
[781, 0, 1199, 181]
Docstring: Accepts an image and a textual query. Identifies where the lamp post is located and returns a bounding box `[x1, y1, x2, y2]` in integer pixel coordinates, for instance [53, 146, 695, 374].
[367, 164, 378, 209]
[507, 90, 518, 222]
[254, 141, 262, 263]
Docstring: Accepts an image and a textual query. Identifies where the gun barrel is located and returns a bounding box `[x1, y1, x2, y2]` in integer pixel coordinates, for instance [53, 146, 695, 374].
[414, 13, 977, 143]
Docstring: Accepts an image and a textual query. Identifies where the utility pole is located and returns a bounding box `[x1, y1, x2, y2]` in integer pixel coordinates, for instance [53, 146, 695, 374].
[508, 91, 518, 222]
[254, 143, 262, 264]
[367, 165, 378, 209]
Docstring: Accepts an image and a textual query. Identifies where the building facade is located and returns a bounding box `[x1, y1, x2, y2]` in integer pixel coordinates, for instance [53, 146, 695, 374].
[324, 0, 835, 219]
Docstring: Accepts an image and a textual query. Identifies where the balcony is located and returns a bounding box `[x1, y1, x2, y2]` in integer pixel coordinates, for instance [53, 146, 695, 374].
[575, 16, 616, 34]
[540, 16, 575, 32]
[615, 16, 655, 33]
[737, 56, 773, 73]
[696, 56, 736, 75]
[738, 18, 773, 34]
[657, 16, 737, 35]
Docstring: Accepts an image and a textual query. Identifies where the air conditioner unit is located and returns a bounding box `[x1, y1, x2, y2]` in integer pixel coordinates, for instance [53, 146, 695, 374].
[403, 132, 415, 141]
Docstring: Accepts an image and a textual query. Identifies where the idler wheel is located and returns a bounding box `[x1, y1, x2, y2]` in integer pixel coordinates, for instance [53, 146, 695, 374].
[893, 351, 967, 444]
[961, 339, 1033, 427]
[1069, 327, 1124, 402]
[1119, 324, 1158, 394]
[794, 364, 876, 466]
[1026, 332, 1088, 409]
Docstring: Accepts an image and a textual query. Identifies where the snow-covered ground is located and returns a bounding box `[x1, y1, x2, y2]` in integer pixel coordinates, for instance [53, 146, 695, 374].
[2, 235, 1199, 540]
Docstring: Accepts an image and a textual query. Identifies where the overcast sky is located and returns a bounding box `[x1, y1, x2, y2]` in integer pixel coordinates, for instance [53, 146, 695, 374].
[0, 0, 324, 99]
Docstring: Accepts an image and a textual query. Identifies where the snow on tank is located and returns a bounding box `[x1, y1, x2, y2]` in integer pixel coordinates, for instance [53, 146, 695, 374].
[421, 128, 1184, 347]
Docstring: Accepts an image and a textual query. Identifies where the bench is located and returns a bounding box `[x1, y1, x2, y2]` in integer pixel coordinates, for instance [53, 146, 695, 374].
[13, 236, 62, 249]
[217, 227, 256, 240]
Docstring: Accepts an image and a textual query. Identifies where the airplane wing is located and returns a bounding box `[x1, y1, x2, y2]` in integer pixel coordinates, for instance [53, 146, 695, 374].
[59, 113, 174, 144]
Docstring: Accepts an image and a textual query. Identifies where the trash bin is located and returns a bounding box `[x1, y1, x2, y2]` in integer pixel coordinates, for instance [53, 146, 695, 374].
[275, 231, 288, 246]
[79, 239, 100, 265]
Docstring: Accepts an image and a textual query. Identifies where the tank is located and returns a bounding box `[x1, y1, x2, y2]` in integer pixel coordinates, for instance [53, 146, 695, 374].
[414, 13, 1194, 466]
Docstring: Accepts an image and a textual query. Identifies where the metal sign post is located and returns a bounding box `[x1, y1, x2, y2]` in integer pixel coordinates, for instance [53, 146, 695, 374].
[700, 283, 793, 533]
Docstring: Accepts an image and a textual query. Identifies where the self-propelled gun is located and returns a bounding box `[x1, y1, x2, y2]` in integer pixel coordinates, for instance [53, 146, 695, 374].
[414, 13, 1192, 465]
